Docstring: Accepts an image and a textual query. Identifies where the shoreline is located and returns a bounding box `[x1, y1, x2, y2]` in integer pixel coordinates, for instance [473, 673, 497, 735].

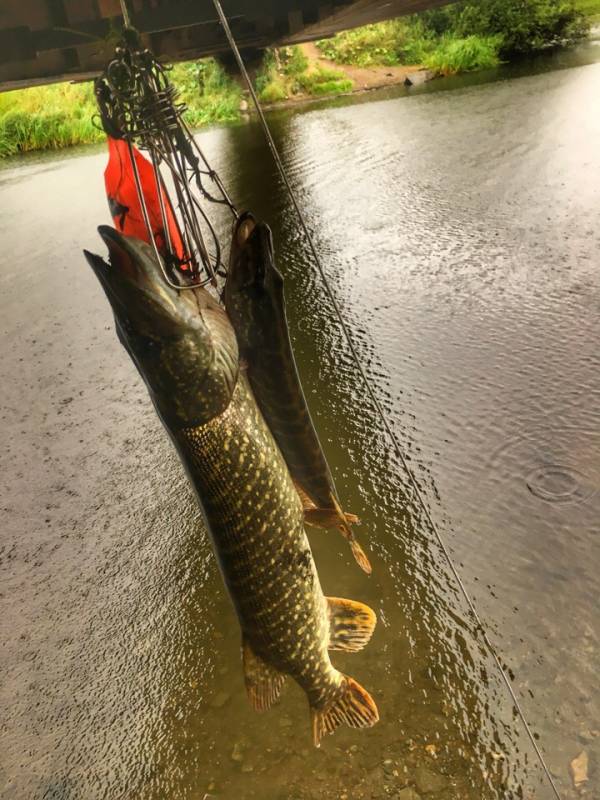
[256, 42, 434, 112]
[2, 27, 599, 159]
[255, 69, 434, 113]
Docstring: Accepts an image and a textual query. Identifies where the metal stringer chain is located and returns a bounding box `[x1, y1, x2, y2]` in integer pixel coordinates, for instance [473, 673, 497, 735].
[94, 7, 237, 289]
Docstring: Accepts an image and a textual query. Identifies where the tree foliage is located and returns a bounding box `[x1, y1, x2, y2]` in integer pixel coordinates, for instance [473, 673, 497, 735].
[422, 0, 589, 56]
[319, 0, 590, 72]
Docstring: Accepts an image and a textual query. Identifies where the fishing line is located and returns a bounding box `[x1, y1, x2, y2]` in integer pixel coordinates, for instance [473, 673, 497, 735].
[211, 2, 562, 797]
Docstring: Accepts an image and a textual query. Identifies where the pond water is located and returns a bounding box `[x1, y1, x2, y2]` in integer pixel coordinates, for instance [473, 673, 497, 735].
[1, 42, 599, 800]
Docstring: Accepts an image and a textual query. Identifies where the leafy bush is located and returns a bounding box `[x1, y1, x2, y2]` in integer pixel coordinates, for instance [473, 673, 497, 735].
[427, 0, 588, 56]
[255, 49, 278, 97]
[398, 35, 436, 64]
[171, 58, 241, 125]
[316, 0, 590, 71]
[317, 21, 409, 65]
[425, 35, 502, 75]
[258, 79, 289, 104]
[255, 50, 290, 103]
[281, 46, 309, 76]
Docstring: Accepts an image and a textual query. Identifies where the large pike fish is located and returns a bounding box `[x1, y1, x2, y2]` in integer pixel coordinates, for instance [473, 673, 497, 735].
[224, 212, 371, 574]
[84, 227, 378, 745]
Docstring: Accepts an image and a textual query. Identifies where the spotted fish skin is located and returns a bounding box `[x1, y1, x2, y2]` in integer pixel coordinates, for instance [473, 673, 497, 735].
[178, 374, 343, 706]
[224, 212, 371, 574]
[84, 227, 378, 744]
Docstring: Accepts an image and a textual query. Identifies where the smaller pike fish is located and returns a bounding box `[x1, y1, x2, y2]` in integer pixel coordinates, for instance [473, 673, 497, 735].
[224, 212, 371, 574]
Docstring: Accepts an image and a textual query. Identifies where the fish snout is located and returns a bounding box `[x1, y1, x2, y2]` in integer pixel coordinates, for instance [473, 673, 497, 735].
[88, 226, 190, 338]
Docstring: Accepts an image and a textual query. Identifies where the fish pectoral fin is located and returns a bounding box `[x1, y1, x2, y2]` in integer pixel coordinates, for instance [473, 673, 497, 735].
[327, 597, 377, 653]
[242, 638, 286, 712]
[311, 676, 379, 747]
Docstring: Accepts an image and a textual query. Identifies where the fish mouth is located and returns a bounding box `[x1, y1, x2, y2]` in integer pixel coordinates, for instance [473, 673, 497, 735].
[233, 211, 258, 249]
[95, 225, 167, 291]
[84, 226, 188, 337]
[228, 212, 274, 289]
[233, 212, 273, 257]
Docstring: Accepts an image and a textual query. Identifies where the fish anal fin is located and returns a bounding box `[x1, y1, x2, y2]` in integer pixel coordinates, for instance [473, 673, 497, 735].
[304, 507, 360, 529]
[242, 638, 285, 712]
[311, 676, 379, 746]
[305, 508, 371, 575]
[349, 539, 372, 575]
[294, 483, 359, 528]
[300, 491, 372, 575]
[327, 597, 377, 652]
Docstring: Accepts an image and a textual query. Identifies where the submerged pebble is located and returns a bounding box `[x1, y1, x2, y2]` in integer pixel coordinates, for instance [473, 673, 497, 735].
[231, 742, 244, 762]
[397, 788, 421, 800]
[570, 750, 589, 787]
[414, 765, 447, 794]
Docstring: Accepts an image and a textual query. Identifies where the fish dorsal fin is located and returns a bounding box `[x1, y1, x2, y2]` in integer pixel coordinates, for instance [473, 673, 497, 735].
[327, 597, 377, 653]
[242, 639, 286, 712]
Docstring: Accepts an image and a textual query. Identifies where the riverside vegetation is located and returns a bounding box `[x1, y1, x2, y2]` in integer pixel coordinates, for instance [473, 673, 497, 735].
[0, 59, 241, 157]
[317, 0, 597, 74]
[1, 0, 599, 157]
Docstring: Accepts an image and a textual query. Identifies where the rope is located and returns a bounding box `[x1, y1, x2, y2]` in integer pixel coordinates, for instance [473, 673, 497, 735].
[211, 3, 562, 797]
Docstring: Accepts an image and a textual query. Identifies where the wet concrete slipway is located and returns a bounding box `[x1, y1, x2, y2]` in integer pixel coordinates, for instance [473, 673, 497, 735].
[1, 39, 600, 800]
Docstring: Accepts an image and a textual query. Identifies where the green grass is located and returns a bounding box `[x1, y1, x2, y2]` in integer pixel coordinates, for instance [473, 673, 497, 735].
[317, 20, 412, 66]
[317, 23, 502, 74]
[255, 50, 289, 103]
[255, 47, 354, 103]
[258, 78, 289, 104]
[0, 46, 352, 157]
[3, 0, 597, 158]
[0, 82, 103, 157]
[316, 0, 593, 74]
[296, 66, 353, 95]
[424, 34, 503, 75]
[0, 57, 241, 158]
[575, 0, 600, 19]
[169, 59, 242, 126]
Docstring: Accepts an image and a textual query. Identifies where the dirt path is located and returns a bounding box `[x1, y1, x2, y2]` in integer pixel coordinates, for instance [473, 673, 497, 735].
[300, 41, 427, 91]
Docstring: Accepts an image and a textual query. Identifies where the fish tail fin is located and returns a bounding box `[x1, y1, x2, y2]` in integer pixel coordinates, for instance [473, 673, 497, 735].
[242, 638, 285, 712]
[311, 676, 379, 746]
[327, 596, 377, 652]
